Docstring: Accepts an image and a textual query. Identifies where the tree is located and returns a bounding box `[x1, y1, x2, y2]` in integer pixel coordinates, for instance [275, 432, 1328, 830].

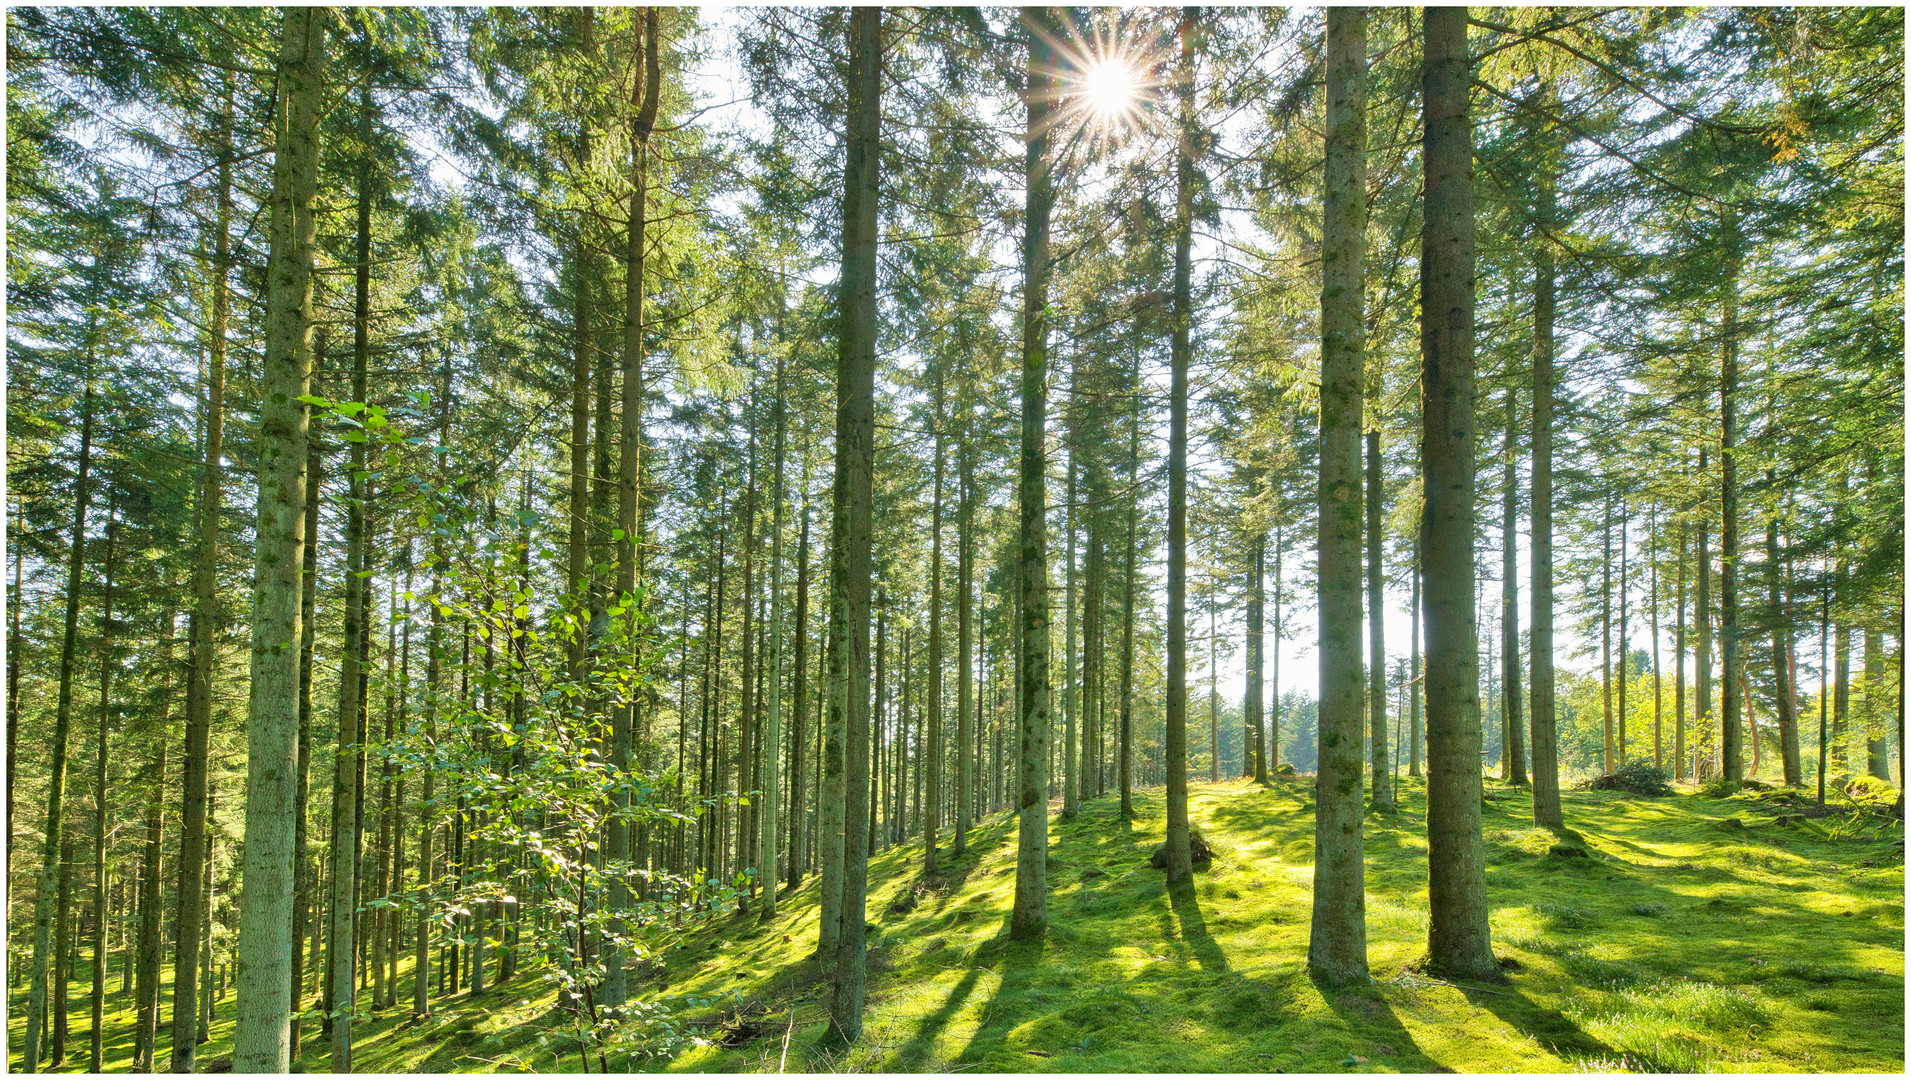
[232, 8, 328, 1069]
[1420, 5, 1496, 982]
[827, 4, 881, 1040]
[1308, 3, 1371, 988]
[1010, 5, 1057, 936]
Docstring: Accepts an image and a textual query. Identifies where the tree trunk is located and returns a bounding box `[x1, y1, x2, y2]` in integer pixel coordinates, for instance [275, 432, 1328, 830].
[24, 308, 97, 1076]
[1719, 211, 1743, 781]
[328, 80, 376, 1073]
[1420, 5, 1496, 981]
[1366, 429, 1391, 808]
[1010, 6, 1057, 937]
[1866, 628, 1889, 781]
[1162, 6, 1198, 889]
[1309, 3, 1370, 987]
[925, 369, 945, 870]
[1527, 78, 1563, 830]
[1063, 438, 1079, 819]
[761, 326, 788, 910]
[134, 605, 173, 1073]
[1119, 377, 1140, 816]
[89, 511, 120, 1073]
[1247, 535, 1266, 782]
[1676, 522, 1687, 780]
[1769, 489, 1801, 785]
[826, 5, 881, 1041]
[787, 473, 812, 888]
[290, 368, 323, 1065]
[955, 430, 977, 848]
[234, 13, 327, 1067]
[1501, 386, 1525, 784]
[1697, 446, 1714, 778]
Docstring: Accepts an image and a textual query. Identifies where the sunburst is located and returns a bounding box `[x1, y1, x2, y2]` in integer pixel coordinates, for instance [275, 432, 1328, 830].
[1035, 9, 1171, 155]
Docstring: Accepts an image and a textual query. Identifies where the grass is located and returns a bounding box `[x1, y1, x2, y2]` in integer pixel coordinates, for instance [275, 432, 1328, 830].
[10, 776, 1904, 1072]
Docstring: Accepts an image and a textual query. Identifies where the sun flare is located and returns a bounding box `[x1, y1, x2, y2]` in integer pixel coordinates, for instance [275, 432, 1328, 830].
[1079, 58, 1142, 120]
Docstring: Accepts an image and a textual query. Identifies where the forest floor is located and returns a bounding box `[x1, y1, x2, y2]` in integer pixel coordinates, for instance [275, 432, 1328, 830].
[11, 775, 1905, 1073]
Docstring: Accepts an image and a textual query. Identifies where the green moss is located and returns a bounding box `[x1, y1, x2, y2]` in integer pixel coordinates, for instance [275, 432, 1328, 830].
[12, 779, 1902, 1073]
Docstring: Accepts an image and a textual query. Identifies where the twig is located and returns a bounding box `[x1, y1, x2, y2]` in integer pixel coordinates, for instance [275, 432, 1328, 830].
[778, 1005, 796, 1074]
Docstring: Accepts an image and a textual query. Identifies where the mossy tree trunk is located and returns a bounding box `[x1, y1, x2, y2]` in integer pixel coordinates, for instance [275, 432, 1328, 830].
[1420, 4, 1497, 982]
[827, 4, 880, 1039]
[1309, 3, 1370, 987]
[234, 9, 328, 1068]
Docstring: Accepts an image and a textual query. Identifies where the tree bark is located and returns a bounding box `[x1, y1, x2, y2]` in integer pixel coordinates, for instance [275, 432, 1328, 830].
[1501, 385, 1526, 784]
[1719, 211, 1743, 781]
[1011, 5, 1058, 936]
[1162, 6, 1199, 889]
[89, 510, 119, 1073]
[956, 429, 977, 847]
[1769, 487, 1801, 785]
[1420, 5, 1496, 981]
[826, 5, 881, 1040]
[1309, 3, 1370, 987]
[233, 12, 328, 1066]
[1366, 430, 1391, 808]
[1527, 78, 1563, 830]
[25, 248, 97, 1080]
[925, 368, 945, 870]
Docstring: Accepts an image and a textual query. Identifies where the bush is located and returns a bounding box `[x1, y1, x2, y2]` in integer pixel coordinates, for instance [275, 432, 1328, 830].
[1584, 759, 1674, 797]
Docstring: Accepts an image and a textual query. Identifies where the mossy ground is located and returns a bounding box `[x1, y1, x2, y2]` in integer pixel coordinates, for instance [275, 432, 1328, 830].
[11, 777, 1904, 1072]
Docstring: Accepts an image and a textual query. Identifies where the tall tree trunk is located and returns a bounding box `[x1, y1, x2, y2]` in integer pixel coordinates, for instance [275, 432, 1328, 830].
[169, 70, 237, 1077]
[1675, 522, 1687, 780]
[1309, 3, 1370, 987]
[1410, 542, 1421, 777]
[1420, 5, 1495, 980]
[605, 5, 661, 1006]
[25, 341, 97, 1074]
[825, 5, 881, 1041]
[1601, 492, 1614, 773]
[1161, 6, 1198, 888]
[1501, 386, 1525, 784]
[925, 369, 945, 870]
[235, 13, 328, 1067]
[1769, 488, 1801, 785]
[1719, 211, 1743, 781]
[1366, 429, 1391, 808]
[53, 827, 76, 1066]
[1118, 376, 1140, 816]
[955, 432, 977, 848]
[291, 366, 322, 1065]
[1063, 436, 1078, 819]
[787, 473, 812, 888]
[1619, 498, 1630, 764]
[1273, 517, 1284, 772]
[89, 510, 120, 1073]
[567, 8, 597, 686]
[1527, 78, 1563, 830]
[328, 77, 375, 1073]
[1651, 513, 1663, 769]
[1697, 446, 1714, 778]
[761, 326, 789, 909]
[134, 604, 174, 1073]
[1010, 6, 1057, 935]
[1866, 628, 1889, 781]
[1247, 535, 1266, 782]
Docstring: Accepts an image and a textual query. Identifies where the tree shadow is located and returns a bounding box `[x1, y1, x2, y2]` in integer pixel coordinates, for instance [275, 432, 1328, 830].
[1458, 983, 1654, 1071]
[888, 959, 986, 1071]
[949, 929, 1048, 1069]
[1164, 880, 1229, 974]
[1318, 981, 1450, 1073]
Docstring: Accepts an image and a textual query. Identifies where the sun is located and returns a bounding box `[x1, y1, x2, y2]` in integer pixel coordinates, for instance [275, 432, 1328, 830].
[1079, 58, 1142, 121]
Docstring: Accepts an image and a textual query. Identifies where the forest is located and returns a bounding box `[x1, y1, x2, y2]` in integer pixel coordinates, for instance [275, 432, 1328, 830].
[4, 5, 1904, 1074]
